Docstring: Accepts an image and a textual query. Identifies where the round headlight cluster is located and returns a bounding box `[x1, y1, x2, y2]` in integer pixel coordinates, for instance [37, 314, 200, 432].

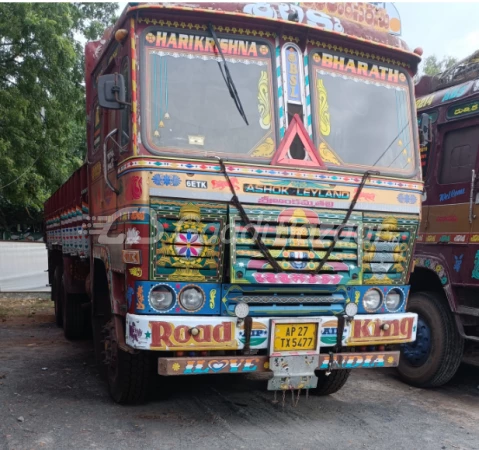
[149, 285, 174, 311]
[385, 289, 403, 311]
[363, 288, 382, 312]
[179, 285, 205, 311]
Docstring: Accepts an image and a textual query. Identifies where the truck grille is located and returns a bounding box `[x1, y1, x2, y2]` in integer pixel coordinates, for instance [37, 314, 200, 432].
[362, 214, 418, 285]
[222, 284, 347, 316]
[151, 200, 227, 282]
[230, 206, 361, 285]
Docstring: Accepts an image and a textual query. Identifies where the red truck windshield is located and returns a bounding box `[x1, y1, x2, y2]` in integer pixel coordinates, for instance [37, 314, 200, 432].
[141, 30, 277, 160]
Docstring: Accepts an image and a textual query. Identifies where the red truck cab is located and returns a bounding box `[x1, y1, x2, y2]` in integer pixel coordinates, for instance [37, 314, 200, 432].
[45, 2, 423, 404]
[400, 51, 479, 387]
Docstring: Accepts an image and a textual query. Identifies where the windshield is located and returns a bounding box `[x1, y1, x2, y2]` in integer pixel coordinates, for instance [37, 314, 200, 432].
[141, 30, 277, 160]
[310, 51, 416, 176]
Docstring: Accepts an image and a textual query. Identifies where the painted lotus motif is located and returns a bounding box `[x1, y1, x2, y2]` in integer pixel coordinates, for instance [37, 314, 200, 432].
[174, 231, 204, 259]
[126, 227, 141, 244]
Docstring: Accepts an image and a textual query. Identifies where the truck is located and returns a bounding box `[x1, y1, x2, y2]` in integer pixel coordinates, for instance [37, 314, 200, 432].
[399, 51, 479, 387]
[44, 2, 423, 404]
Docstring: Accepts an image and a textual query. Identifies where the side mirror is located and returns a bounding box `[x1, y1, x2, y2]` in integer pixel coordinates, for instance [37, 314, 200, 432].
[419, 112, 431, 147]
[98, 73, 126, 110]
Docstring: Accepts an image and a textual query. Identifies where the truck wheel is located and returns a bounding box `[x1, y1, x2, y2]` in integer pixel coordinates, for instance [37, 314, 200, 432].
[310, 369, 351, 396]
[52, 266, 63, 327]
[398, 291, 464, 387]
[62, 275, 85, 340]
[104, 319, 149, 404]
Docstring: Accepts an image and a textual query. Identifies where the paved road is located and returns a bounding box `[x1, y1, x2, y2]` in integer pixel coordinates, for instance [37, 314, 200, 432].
[1, 295, 478, 450]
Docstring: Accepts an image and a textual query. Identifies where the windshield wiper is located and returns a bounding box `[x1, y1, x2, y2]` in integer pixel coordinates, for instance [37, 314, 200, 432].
[314, 169, 379, 275]
[207, 23, 249, 126]
[386, 137, 412, 168]
[371, 121, 410, 167]
[216, 157, 281, 273]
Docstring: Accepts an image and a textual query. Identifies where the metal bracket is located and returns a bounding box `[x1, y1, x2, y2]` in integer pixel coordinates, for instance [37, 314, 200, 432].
[103, 128, 121, 194]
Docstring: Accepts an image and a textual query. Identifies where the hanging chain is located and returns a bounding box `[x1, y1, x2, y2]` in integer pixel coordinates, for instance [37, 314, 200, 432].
[273, 390, 278, 404]
[314, 170, 379, 274]
[291, 389, 302, 407]
[216, 157, 282, 272]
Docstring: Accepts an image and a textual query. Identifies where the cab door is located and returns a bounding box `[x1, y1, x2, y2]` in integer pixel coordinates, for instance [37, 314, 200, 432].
[97, 57, 124, 267]
[424, 124, 477, 235]
[417, 111, 437, 237]
[429, 123, 479, 283]
[462, 122, 479, 284]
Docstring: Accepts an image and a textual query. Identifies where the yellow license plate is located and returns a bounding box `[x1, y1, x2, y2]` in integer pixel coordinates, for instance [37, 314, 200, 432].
[274, 323, 318, 352]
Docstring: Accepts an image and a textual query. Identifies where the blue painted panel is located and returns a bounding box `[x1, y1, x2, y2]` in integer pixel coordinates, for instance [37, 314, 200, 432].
[221, 284, 347, 317]
[350, 285, 410, 314]
[221, 284, 410, 316]
[134, 281, 221, 315]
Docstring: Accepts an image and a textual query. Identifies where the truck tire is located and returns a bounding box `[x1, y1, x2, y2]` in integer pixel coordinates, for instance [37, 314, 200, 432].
[62, 275, 85, 340]
[52, 266, 63, 327]
[310, 369, 351, 396]
[104, 319, 149, 404]
[398, 291, 464, 387]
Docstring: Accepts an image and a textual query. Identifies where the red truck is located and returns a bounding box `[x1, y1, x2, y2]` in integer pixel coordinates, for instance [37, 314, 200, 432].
[45, 2, 423, 404]
[398, 52, 479, 387]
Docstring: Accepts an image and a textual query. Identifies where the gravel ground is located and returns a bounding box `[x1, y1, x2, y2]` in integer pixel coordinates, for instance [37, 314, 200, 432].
[1, 294, 478, 450]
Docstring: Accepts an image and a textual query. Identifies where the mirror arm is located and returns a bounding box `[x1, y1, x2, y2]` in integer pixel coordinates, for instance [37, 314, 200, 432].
[103, 128, 120, 195]
[114, 73, 131, 107]
[114, 89, 131, 107]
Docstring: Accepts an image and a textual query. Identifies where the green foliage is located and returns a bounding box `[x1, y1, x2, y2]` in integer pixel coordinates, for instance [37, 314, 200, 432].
[0, 2, 118, 230]
[423, 55, 458, 77]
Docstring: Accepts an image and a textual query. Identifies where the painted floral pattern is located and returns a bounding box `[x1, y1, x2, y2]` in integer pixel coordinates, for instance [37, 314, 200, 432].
[126, 227, 141, 244]
[152, 173, 181, 187]
[174, 231, 203, 259]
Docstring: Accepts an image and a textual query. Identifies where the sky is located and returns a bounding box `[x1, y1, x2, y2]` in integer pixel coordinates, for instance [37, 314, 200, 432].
[386, 2, 479, 64]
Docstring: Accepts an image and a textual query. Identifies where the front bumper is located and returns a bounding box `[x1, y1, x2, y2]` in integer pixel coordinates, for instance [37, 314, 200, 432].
[157, 351, 401, 375]
[126, 312, 418, 351]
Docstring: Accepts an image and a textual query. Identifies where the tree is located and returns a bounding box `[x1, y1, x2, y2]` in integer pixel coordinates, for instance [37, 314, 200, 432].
[0, 2, 118, 231]
[422, 55, 458, 77]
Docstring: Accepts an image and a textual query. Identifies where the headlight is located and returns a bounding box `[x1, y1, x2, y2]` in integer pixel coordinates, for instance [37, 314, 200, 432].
[345, 301, 358, 318]
[149, 285, 174, 311]
[385, 289, 402, 311]
[363, 289, 382, 312]
[179, 286, 205, 311]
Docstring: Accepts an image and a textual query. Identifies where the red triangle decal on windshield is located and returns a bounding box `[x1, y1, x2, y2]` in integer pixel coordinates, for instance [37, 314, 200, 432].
[271, 114, 326, 168]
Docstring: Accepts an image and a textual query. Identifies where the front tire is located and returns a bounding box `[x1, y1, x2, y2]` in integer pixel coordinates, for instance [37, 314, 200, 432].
[398, 291, 463, 387]
[104, 319, 150, 404]
[310, 369, 351, 396]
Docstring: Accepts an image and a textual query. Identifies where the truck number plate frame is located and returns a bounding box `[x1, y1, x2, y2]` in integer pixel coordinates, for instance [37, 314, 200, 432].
[269, 318, 322, 356]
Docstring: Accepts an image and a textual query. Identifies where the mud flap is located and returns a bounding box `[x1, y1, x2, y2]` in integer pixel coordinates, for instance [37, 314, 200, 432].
[267, 354, 319, 390]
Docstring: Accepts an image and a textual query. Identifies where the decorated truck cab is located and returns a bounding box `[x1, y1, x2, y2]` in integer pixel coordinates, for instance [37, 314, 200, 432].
[44, 2, 422, 404]
[399, 51, 479, 388]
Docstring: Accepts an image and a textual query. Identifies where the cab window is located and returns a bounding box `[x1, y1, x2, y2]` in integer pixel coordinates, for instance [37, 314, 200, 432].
[439, 126, 479, 184]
